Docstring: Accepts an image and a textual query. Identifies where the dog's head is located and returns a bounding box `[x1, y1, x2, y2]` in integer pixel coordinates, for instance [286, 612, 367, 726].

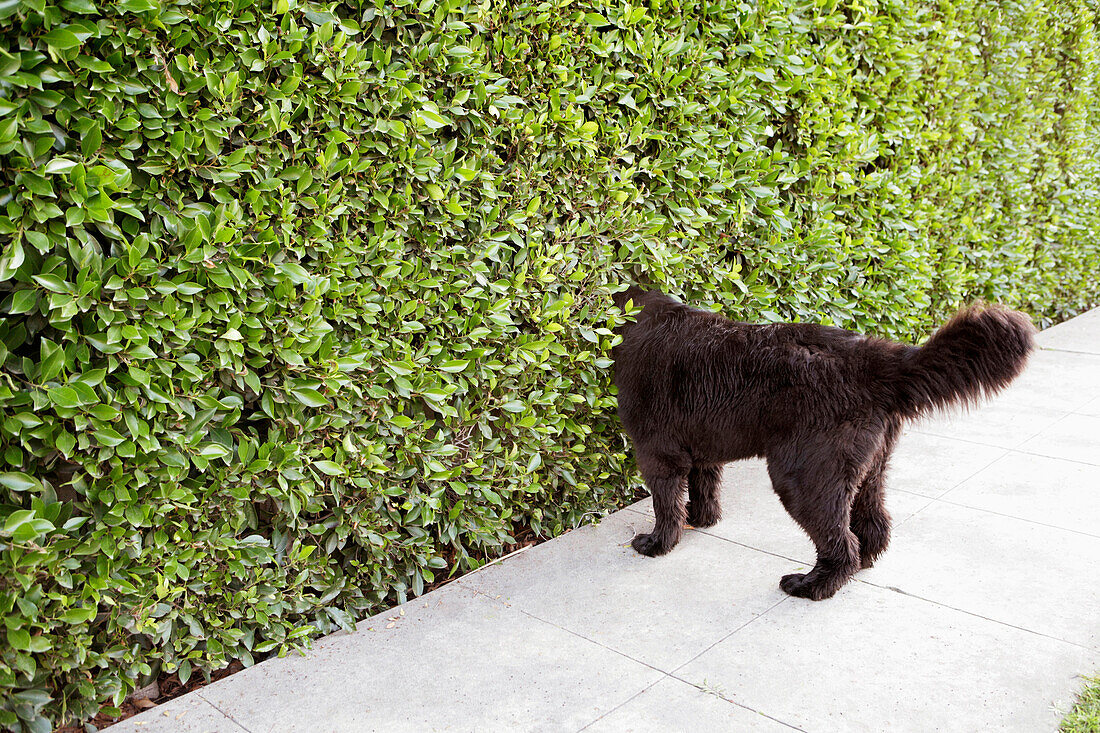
[612, 285, 650, 310]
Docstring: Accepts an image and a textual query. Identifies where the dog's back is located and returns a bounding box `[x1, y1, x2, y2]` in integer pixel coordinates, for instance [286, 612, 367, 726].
[613, 291, 912, 463]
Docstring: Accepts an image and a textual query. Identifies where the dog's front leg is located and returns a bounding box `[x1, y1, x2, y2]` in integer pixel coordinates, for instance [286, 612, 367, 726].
[632, 451, 689, 556]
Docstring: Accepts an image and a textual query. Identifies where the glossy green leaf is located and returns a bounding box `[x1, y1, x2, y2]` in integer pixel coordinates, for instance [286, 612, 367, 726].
[290, 388, 329, 407]
[41, 27, 82, 49]
[0, 472, 39, 492]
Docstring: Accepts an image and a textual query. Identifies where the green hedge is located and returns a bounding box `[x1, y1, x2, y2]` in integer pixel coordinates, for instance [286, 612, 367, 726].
[1, 0, 1098, 728]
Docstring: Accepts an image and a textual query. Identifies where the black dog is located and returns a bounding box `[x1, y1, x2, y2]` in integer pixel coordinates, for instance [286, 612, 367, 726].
[612, 286, 1034, 600]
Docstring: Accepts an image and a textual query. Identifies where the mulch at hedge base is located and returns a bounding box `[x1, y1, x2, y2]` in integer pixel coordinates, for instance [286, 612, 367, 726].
[53, 661, 245, 732]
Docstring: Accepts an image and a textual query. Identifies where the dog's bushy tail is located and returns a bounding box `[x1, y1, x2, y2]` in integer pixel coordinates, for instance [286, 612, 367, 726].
[895, 304, 1035, 417]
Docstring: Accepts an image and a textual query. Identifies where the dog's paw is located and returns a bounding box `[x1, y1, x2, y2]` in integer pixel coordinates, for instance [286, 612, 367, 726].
[631, 533, 670, 557]
[686, 503, 720, 528]
[780, 573, 836, 601]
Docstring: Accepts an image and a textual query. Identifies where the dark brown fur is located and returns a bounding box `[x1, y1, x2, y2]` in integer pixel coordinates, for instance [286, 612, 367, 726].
[612, 287, 1035, 600]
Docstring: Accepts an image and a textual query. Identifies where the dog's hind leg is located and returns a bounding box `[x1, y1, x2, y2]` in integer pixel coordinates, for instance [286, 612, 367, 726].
[686, 463, 723, 528]
[632, 450, 690, 556]
[767, 455, 861, 601]
[850, 423, 900, 568]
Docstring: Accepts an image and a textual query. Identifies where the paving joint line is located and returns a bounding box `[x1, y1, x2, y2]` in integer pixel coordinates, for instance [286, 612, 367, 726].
[574, 676, 667, 731]
[670, 675, 808, 731]
[917, 446, 1015, 500]
[1006, 407, 1074, 449]
[854, 579, 1100, 653]
[910, 427, 1013, 449]
[466, 574, 808, 731]
[668, 595, 791, 678]
[913, 423, 1047, 453]
[1070, 400, 1100, 418]
[195, 692, 254, 732]
[889, 492, 939, 529]
[463, 584, 671, 676]
[913, 398, 1078, 452]
[687, 528, 811, 565]
[661, 596, 806, 732]
[920, 495, 1100, 539]
[484, 601, 713, 733]
[1007, 446, 1100, 469]
[1037, 346, 1100, 357]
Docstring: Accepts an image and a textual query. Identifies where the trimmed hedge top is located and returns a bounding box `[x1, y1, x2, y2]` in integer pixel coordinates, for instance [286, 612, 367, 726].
[2, 0, 1098, 728]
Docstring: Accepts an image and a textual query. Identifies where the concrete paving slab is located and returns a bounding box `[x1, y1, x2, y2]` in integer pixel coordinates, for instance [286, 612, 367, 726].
[884, 430, 1007, 498]
[939, 451, 1100, 537]
[993, 348, 1100, 413]
[674, 582, 1099, 733]
[457, 509, 791, 670]
[149, 585, 663, 733]
[109, 694, 245, 733]
[914, 399, 1066, 449]
[1017, 413, 1100, 466]
[1035, 308, 1100, 354]
[860, 499, 1100, 650]
[582, 675, 798, 732]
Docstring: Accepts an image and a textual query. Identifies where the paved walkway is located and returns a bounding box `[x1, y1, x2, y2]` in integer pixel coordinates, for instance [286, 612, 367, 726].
[116, 308, 1100, 732]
